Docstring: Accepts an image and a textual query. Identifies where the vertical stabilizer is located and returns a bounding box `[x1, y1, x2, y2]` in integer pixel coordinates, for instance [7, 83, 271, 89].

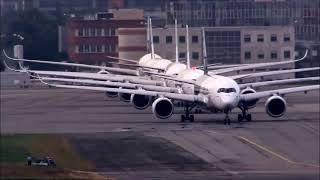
[149, 18, 155, 59]
[146, 16, 150, 53]
[186, 25, 190, 69]
[202, 28, 208, 75]
[175, 19, 179, 63]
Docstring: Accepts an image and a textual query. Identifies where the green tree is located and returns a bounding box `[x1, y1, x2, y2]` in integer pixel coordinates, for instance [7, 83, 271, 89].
[3, 9, 64, 70]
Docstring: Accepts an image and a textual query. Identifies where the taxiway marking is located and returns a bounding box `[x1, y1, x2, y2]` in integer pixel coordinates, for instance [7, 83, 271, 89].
[207, 130, 320, 169]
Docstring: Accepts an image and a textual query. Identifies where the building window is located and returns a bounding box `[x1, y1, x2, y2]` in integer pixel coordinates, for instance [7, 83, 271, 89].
[271, 51, 278, 59]
[258, 53, 264, 59]
[84, 44, 90, 53]
[284, 51, 291, 59]
[257, 34, 264, 42]
[244, 51, 251, 59]
[97, 45, 102, 53]
[179, 52, 186, 59]
[270, 34, 277, 42]
[97, 28, 102, 36]
[192, 36, 198, 43]
[105, 28, 110, 36]
[166, 36, 172, 44]
[179, 36, 185, 43]
[84, 28, 90, 37]
[110, 28, 116, 36]
[284, 34, 290, 42]
[110, 44, 116, 52]
[192, 52, 199, 60]
[90, 28, 96, 36]
[153, 36, 160, 43]
[104, 45, 110, 52]
[78, 29, 83, 37]
[244, 34, 251, 43]
[78, 45, 83, 53]
[90, 45, 97, 53]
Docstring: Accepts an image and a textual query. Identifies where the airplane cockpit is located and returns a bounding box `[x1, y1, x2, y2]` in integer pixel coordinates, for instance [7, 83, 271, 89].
[217, 88, 237, 93]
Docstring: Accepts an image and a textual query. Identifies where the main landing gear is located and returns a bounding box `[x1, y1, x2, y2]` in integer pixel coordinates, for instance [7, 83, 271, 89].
[180, 103, 195, 123]
[224, 111, 231, 125]
[238, 106, 252, 122]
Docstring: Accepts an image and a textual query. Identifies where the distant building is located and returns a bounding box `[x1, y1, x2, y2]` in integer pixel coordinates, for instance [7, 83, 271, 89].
[118, 25, 296, 76]
[165, 0, 320, 42]
[118, 28, 147, 62]
[64, 9, 144, 64]
[152, 26, 203, 67]
[0, 0, 34, 15]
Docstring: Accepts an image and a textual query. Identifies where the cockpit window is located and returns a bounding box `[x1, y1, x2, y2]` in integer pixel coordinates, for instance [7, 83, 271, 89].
[218, 88, 236, 93]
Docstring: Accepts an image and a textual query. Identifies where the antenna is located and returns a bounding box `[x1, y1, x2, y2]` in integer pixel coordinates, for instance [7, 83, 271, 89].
[175, 19, 179, 63]
[146, 16, 150, 53]
[202, 28, 208, 75]
[186, 25, 190, 69]
[149, 18, 155, 59]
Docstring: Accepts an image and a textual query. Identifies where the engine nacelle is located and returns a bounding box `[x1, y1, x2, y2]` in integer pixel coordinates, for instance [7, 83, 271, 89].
[265, 95, 287, 118]
[241, 88, 258, 109]
[152, 98, 174, 119]
[130, 94, 152, 110]
[105, 91, 118, 98]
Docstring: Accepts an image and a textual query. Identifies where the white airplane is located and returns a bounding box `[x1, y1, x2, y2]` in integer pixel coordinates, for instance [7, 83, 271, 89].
[4, 51, 319, 124]
[3, 26, 319, 124]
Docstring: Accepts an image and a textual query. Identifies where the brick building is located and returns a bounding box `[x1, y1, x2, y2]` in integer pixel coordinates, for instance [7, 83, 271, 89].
[64, 9, 144, 64]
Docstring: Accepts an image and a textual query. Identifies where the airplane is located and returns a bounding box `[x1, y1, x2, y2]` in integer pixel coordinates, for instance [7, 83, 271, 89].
[4, 52, 319, 124]
[3, 26, 319, 124]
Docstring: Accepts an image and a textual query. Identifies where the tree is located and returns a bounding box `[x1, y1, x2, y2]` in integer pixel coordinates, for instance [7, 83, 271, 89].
[3, 9, 63, 70]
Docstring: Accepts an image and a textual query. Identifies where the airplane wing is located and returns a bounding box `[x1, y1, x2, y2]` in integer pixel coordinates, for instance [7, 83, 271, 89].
[210, 50, 308, 75]
[240, 85, 320, 102]
[39, 77, 181, 93]
[109, 62, 163, 71]
[239, 77, 320, 89]
[25, 70, 165, 86]
[229, 67, 320, 80]
[39, 79, 205, 103]
[151, 74, 196, 85]
[3, 50, 138, 75]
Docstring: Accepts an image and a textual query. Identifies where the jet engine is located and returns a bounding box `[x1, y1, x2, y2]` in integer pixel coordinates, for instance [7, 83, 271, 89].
[152, 98, 174, 119]
[265, 95, 287, 118]
[240, 88, 258, 109]
[130, 94, 152, 110]
[105, 91, 118, 98]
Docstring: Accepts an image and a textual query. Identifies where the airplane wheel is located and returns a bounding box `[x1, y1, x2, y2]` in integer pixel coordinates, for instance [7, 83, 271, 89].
[246, 114, 252, 122]
[238, 114, 243, 122]
[181, 115, 185, 122]
[190, 115, 194, 122]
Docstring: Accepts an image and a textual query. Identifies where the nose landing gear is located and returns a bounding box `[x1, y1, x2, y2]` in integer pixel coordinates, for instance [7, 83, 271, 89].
[224, 111, 231, 125]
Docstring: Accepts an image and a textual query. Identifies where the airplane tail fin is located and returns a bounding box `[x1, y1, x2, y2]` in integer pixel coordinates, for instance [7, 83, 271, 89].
[149, 18, 155, 59]
[202, 28, 208, 75]
[186, 25, 190, 69]
[175, 19, 179, 63]
[146, 16, 150, 53]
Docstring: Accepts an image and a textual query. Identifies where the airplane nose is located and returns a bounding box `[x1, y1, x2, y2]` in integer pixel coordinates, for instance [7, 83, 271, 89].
[221, 96, 237, 110]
